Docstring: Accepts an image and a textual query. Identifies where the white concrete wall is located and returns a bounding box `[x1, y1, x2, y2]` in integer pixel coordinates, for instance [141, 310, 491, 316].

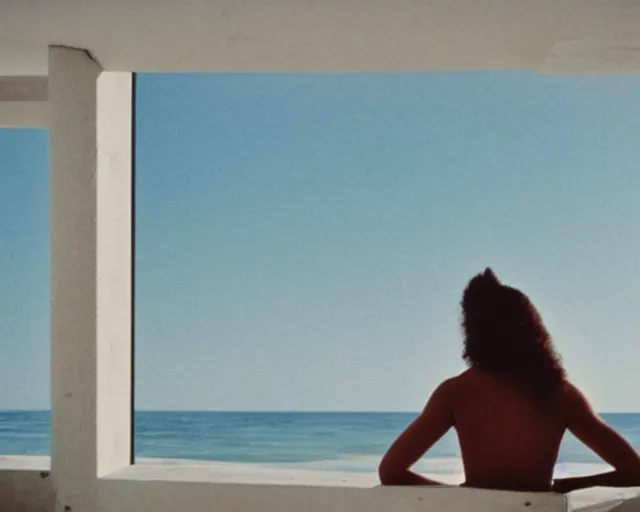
[0, 76, 48, 127]
[0, 470, 54, 512]
[0, 457, 54, 512]
[0, 101, 48, 128]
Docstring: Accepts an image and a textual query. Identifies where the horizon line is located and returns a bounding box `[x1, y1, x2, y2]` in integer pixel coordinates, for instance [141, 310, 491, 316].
[1, 408, 638, 414]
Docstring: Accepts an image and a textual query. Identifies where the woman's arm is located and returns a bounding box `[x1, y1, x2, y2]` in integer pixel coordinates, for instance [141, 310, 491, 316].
[553, 471, 640, 494]
[553, 383, 640, 493]
[378, 379, 455, 486]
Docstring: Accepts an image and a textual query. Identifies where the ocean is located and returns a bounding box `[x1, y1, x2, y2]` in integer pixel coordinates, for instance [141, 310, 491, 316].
[1, 411, 640, 471]
[3, 411, 640, 507]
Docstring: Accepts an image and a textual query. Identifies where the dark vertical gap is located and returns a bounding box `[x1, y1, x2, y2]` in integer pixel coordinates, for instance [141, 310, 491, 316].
[130, 72, 137, 465]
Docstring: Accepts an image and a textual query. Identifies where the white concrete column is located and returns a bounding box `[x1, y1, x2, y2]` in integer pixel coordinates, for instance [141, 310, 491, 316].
[49, 46, 133, 511]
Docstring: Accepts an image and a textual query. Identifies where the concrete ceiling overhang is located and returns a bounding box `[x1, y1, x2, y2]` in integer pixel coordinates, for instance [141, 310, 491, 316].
[1, 0, 640, 76]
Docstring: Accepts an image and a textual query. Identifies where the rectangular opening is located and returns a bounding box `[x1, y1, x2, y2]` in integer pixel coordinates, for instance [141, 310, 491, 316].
[0, 128, 50, 470]
[131, 72, 640, 509]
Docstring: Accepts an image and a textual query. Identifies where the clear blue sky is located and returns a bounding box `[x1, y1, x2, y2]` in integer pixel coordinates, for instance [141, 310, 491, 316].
[1, 72, 639, 412]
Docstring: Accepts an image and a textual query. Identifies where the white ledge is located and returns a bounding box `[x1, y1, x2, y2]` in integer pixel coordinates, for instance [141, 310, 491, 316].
[106, 459, 379, 486]
[97, 470, 568, 512]
[0, 455, 50, 471]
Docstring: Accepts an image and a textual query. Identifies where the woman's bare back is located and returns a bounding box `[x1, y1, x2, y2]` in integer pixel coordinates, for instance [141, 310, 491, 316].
[453, 368, 565, 491]
[379, 368, 640, 492]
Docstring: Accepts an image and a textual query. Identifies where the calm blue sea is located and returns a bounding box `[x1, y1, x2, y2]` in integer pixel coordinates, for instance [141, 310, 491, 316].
[1, 411, 639, 474]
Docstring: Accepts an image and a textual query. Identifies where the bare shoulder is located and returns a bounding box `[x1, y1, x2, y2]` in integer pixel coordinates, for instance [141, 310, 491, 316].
[430, 370, 473, 401]
[560, 380, 587, 404]
[421, 376, 460, 417]
[560, 380, 595, 415]
[441, 369, 474, 387]
[450, 367, 484, 387]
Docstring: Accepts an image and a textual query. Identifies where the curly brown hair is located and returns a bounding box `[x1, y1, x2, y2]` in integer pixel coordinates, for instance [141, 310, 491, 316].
[461, 268, 566, 408]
